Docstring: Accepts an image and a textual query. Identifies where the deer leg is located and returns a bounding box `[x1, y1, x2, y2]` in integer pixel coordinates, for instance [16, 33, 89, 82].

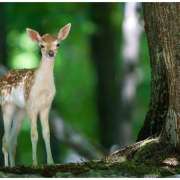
[40, 106, 54, 165]
[2, 103, 15, 167]
[9, 108, 25, 167]
[28, 111, 38, 166]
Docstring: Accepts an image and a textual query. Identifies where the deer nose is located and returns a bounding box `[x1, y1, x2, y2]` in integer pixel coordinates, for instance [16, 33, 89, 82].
[48, 50, 54, 57]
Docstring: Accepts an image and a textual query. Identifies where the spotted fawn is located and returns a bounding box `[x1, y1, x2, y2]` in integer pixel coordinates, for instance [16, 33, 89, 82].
[0, 23, 71, 167]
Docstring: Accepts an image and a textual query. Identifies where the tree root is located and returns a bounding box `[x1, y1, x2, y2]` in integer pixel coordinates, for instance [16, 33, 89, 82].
[105, 137, 156, 163]
[106, 137, 180, 167]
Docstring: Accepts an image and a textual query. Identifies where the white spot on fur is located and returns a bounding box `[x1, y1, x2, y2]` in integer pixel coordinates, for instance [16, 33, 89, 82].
[2, 85, 25, 108]
[12, 86, 25, 108]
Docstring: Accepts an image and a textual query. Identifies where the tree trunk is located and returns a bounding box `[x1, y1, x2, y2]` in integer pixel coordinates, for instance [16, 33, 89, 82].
[90, 3, 120, 150]
[0, 3, 8, 67]
[156, 3, 180, 146]
[119, 2, 142, 146]
[138, 3, 180, 147]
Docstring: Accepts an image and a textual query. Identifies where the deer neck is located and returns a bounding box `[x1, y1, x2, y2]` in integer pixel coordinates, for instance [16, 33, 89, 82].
[35, 57, 55, 82]
[39, 56, 54, 72]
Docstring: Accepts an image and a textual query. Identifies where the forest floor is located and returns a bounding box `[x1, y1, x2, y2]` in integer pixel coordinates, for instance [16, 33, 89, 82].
[0, 138, 180, 177]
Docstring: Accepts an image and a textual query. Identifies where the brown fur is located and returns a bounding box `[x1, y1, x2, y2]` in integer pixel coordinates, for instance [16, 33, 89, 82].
[0, 69, 36, 102]
[42, 34, 57, 42]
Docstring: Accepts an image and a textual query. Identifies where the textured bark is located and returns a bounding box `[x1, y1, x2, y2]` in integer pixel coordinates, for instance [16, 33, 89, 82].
[90, 3, 120, 150]
[157, 3, 180, 146]
[137, 3, 178, 141]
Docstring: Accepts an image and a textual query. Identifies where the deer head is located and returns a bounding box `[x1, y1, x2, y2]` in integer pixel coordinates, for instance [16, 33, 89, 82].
[26, 23, 71, 59]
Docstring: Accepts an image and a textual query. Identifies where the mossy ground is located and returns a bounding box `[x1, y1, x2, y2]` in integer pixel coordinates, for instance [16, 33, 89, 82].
[0, 138, 180, 177]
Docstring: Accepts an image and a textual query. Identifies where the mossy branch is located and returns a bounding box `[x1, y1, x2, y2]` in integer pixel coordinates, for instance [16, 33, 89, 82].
[0, 138, 180, 177]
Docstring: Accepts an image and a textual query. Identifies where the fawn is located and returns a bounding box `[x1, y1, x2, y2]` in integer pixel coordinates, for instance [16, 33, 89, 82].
[0, 23, 71, 167]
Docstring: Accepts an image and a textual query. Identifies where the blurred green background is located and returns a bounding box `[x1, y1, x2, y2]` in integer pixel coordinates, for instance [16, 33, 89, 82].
[0, 3, 150, 166]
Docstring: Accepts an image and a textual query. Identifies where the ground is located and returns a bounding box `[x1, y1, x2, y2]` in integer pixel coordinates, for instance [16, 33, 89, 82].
[0, 138, 180, 177]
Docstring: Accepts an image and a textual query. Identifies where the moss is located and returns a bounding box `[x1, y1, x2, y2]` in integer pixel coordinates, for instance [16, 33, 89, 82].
[0, 159, 178, 177]
[0, 139, 180, 177]
[105, 161, 174, 177]
[133, 139, 178, 166]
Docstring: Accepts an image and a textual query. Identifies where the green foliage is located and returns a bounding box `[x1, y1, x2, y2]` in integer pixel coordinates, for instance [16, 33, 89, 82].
[1, 3, 150, 165]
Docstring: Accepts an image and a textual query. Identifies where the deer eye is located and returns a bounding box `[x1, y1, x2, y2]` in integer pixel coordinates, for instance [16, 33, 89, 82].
[40, 44, 44, 49]
[56, 43, 60, 47]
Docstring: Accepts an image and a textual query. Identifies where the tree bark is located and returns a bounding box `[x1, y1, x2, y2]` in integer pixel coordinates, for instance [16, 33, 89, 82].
[138, 3, 180, 147]
[156, 3, 180, 146]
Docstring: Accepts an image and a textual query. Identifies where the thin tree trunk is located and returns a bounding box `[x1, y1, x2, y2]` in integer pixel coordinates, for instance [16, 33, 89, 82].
[0, 3, 7, 67]
[90, 3, 120, 150]
[119, 2, 142, 147]
[138, 3, 180, 147]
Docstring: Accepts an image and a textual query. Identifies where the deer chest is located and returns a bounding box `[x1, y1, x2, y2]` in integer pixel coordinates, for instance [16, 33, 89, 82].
[27, 74, 56, 110]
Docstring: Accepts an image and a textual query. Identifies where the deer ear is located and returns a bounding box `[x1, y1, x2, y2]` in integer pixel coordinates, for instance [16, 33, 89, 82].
[26, 28, 41, 42]
[58, 23, 71, 41]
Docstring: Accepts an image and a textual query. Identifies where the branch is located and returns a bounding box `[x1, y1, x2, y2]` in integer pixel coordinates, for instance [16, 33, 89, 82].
[0, 138, 177, 177]
[50, 111, 104, 160]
